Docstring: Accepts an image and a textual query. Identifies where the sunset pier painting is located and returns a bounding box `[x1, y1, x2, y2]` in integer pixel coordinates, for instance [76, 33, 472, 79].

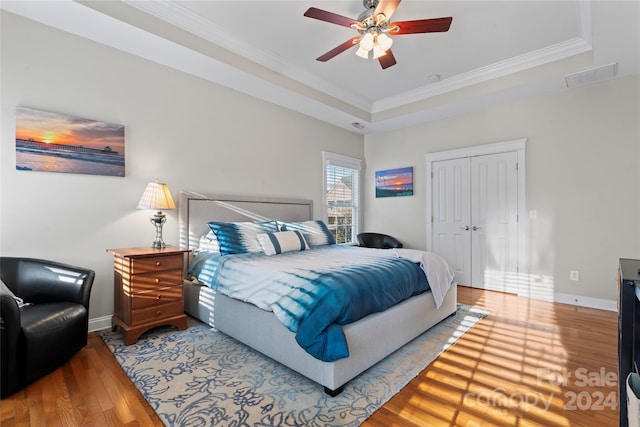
[375, 166, 414, 198]
[15, 107, 125, 177]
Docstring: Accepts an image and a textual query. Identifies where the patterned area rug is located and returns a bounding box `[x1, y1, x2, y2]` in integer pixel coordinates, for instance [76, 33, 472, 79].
[101, 304, 487, 427]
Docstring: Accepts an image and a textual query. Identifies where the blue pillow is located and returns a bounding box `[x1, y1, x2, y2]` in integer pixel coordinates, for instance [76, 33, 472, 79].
[208, 221, 278, 255]
[280, 220, 336, 246]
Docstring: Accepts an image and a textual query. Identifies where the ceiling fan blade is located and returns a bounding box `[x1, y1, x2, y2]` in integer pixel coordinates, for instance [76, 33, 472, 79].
[304, 7, 359, 29]
[378, 49, 397, 69]
[316, 37, 361, 62]
[374, 0, 401, 24]
[389, 17, 453, 35]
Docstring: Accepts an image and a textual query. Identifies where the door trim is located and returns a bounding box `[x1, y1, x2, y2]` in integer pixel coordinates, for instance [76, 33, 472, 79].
[425, 138, 527, 294]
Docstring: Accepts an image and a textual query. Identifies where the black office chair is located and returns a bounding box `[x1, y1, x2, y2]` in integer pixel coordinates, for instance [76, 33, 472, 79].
[356, 232, 403, 249]
[0, 257, 95, 398]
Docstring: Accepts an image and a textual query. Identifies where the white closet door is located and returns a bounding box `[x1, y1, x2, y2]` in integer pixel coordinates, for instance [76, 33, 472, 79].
[431, 158, 472, 286]
[470, 152, 518, 292]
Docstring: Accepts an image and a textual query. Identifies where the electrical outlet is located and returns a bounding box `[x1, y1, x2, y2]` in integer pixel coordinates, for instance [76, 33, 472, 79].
[570, 270, 579, 281]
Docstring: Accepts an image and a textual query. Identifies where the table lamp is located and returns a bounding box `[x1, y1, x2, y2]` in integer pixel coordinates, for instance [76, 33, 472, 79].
[136, 180, 176, 248]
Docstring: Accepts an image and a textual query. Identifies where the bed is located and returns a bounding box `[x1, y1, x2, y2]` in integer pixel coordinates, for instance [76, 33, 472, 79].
[178, 191, 457, 395]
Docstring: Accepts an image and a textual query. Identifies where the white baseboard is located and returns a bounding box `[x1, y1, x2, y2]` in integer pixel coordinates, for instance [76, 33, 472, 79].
[551, 292, 617, 312]
[459, 284, 618, 312]
[520, 289, 617, 312]
[89, 315, 112, 332]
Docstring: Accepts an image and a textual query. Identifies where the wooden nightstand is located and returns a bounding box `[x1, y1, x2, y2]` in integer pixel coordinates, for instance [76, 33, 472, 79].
[107, 246, 190, 345]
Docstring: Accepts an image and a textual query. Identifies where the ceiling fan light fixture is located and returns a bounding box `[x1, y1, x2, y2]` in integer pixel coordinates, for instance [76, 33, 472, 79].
[360, 32, 375, 50]
[373, 45, 386, 59]
[355, 46, 370, 59]
[376, 32, 393, 51]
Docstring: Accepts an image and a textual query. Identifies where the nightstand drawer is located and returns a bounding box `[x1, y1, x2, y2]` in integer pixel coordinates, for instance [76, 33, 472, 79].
[131, 301, 184, 325]
[131, 270, 182, 292]
[131, 254, 183, 274]
[131, 285, 182, 309]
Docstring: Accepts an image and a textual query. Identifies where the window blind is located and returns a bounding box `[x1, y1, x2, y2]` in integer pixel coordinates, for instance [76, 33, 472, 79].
[322, 152, 361, 244]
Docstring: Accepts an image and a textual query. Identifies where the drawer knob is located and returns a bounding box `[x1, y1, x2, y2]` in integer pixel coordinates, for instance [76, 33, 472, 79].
[155, 261, 161, 267]
[155, 310, 161, 316]
[156, 294, 162, 300]
[155, 278, 160, 283]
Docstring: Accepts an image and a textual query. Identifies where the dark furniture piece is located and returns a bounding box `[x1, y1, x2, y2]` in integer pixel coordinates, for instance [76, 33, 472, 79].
[356, 232, 403, 249]
[0, 257, 95, 398]
[107, 247, 189, 345]
[619, 258, 640, 427]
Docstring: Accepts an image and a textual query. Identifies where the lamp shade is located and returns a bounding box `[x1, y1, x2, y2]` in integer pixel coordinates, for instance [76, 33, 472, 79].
[376, 32, 393, 51]
[355, 46, 369, 59]
[360, 32, 374, 51]
[373, 45, 386, 59]
[136, 180, 175, 211]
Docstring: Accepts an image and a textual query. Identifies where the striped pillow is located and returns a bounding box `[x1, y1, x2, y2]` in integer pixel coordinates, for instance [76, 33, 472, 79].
[208, 221, 278, 255]
[257, 231, 309, 256]
[280, 220, 336, 246]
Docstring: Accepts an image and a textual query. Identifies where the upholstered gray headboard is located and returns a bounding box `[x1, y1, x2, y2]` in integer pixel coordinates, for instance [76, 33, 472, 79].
[178, 191, 313, 251]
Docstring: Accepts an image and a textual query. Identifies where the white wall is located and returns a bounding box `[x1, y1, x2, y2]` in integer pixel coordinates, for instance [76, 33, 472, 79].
[364, 74, 640, 304]
[0, 12, 363, 326]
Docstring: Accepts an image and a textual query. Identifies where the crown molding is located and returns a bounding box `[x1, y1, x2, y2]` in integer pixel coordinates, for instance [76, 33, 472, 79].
[126, 0, 593, 117]
[373, 1, 593, 113]
[3, 0, 610, 135]
[124, 0, 373, 112]
[372, 37, 592, 113]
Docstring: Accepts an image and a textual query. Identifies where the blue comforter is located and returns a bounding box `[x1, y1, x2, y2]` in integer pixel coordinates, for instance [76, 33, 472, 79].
[189, 245, 430, 362]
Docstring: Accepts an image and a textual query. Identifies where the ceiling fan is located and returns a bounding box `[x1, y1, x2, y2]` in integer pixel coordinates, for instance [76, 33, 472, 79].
[304, 0, 452, 69]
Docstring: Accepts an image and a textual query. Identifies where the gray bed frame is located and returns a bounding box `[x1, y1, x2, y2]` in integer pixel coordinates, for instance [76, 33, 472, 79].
[178, 191, 457, 395]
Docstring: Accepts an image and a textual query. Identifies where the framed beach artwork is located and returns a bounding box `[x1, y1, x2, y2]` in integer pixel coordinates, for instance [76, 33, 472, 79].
[375, 166, 414, 198]
[15, 107, 125, 177]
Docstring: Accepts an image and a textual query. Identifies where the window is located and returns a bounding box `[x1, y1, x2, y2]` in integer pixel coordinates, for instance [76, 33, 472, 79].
[322, 151, 361, 244]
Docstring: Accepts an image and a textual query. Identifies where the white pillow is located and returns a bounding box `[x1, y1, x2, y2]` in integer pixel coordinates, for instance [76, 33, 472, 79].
[0, 278, 29, 308]
[196, 231, 220, 254]
[257, 231, 309, 256]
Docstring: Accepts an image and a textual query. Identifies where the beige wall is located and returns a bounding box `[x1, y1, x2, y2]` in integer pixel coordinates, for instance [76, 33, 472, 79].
[0, 12, 363, 325]
[364, 74, 640, 303]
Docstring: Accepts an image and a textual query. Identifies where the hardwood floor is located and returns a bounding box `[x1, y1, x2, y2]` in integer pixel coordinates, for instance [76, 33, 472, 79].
[364, 286, 619, 427]
[0, 331, 162, 427]
[0, 286, 618, 426]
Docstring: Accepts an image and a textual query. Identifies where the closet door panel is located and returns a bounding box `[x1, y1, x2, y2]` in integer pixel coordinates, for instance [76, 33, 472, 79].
[431, 158, 471, 285]
[470, 152, 518, 292]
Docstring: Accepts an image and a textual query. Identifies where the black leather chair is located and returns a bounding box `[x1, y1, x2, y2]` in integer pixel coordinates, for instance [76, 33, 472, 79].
[357, 232, 403, 249]
[0, 257, 94, 398]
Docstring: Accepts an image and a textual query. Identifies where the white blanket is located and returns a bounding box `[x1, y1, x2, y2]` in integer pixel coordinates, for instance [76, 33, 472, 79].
[393, 248, 455, 308]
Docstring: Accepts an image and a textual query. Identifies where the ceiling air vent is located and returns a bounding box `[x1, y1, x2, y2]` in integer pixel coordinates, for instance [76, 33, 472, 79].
[564, 63, 618, 88]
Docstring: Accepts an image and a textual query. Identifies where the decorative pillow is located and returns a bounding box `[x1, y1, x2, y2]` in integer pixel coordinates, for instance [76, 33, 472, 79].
[195, 231, 220, 254]
[208, 220, 279, 255]
[280, 220, 336, 246]
[257, 231, 309, 256]
[0, 278, 29, 308]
